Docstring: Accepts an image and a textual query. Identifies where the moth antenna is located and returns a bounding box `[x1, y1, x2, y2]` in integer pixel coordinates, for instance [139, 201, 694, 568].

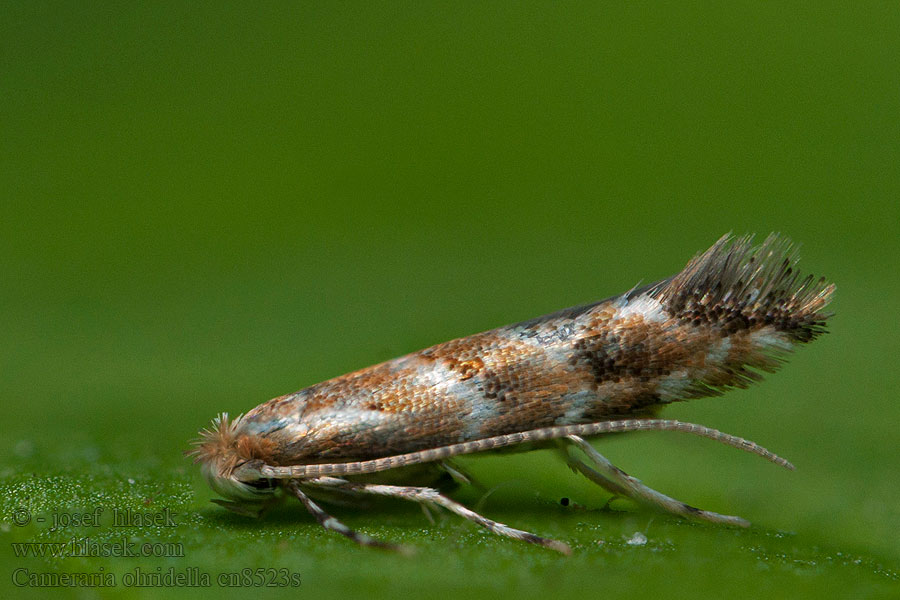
[257, 419, 794, 479]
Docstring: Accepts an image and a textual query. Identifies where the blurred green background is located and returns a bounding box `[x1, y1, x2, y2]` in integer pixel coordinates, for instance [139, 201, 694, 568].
[2, 2, 898, 598]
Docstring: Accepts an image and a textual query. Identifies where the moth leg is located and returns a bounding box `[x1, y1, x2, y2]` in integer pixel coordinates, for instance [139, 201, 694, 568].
[420, 503, 436, 524]
[439, 460, 474, 487]
[210, 499, 269, 518]
[562, 435, 750, 528]
[286, 481, 412, 553]
[557, 441, 630, 499]
[303, 477, 571, 555]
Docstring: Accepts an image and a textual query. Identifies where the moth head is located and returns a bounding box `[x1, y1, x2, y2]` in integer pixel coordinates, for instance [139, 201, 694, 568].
[187, 413, 279, 505]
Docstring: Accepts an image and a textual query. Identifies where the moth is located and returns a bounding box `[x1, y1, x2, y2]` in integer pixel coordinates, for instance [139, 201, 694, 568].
[190, 234, 834, 554]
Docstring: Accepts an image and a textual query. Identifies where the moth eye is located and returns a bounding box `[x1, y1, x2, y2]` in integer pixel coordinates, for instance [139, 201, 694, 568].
[243, 478, 277, 491]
